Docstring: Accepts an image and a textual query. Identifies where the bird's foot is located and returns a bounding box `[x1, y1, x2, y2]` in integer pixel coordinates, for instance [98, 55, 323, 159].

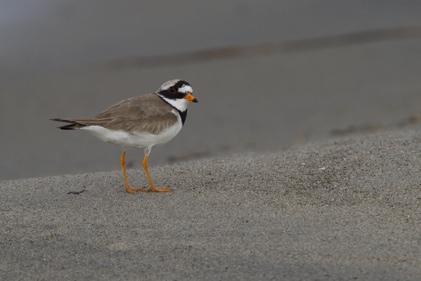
[125, 186, 144, 194]
[147, 186, 171, 192]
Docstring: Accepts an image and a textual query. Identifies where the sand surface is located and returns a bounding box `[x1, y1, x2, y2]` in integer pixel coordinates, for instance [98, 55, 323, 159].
[2, 1, 421, 279]
[1, 128, 420, 280]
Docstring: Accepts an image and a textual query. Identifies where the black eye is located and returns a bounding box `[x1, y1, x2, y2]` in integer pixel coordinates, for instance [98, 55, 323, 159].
[169, 86, 177, 93]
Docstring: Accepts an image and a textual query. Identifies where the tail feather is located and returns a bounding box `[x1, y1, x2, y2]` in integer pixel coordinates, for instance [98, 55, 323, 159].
[50, 118, 86, 130]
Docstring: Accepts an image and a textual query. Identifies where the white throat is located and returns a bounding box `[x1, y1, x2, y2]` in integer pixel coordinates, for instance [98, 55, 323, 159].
[157, 94, 190, 112]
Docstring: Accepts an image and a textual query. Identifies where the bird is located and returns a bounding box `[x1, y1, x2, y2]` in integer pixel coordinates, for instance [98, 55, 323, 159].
[51, 79, 198, 194]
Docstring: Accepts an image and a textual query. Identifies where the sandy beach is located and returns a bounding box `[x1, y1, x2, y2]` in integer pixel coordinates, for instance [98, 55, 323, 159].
[1, 128, 421, 280]
[1, 1, 421, 280]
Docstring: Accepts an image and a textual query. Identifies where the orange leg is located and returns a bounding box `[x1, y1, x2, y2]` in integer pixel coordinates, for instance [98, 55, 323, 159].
[142, 153, 171, 192]
[120, 148, 143, 193]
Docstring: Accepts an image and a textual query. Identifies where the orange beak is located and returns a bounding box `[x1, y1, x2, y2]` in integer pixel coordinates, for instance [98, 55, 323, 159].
[184, 92, 198, 103]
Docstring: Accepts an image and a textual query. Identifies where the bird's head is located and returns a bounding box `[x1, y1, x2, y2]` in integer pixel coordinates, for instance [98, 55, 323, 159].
[157, 79, 198, 112]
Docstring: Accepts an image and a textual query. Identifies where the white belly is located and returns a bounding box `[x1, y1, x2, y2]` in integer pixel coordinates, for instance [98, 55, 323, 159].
[81, 117, 182, 149]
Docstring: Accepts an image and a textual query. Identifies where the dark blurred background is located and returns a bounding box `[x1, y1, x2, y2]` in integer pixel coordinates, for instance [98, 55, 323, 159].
[1, 0, 421, 180]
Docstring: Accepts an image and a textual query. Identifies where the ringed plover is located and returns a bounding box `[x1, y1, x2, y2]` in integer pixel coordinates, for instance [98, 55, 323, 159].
[51, 79, 198, 193]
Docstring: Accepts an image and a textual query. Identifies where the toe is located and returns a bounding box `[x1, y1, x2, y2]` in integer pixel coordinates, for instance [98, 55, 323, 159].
[147, 186, 171, 192]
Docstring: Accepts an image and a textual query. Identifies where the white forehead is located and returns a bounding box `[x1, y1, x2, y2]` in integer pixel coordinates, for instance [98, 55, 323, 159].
[179, 84, 193, 93]
[158, 79, 193, 93]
